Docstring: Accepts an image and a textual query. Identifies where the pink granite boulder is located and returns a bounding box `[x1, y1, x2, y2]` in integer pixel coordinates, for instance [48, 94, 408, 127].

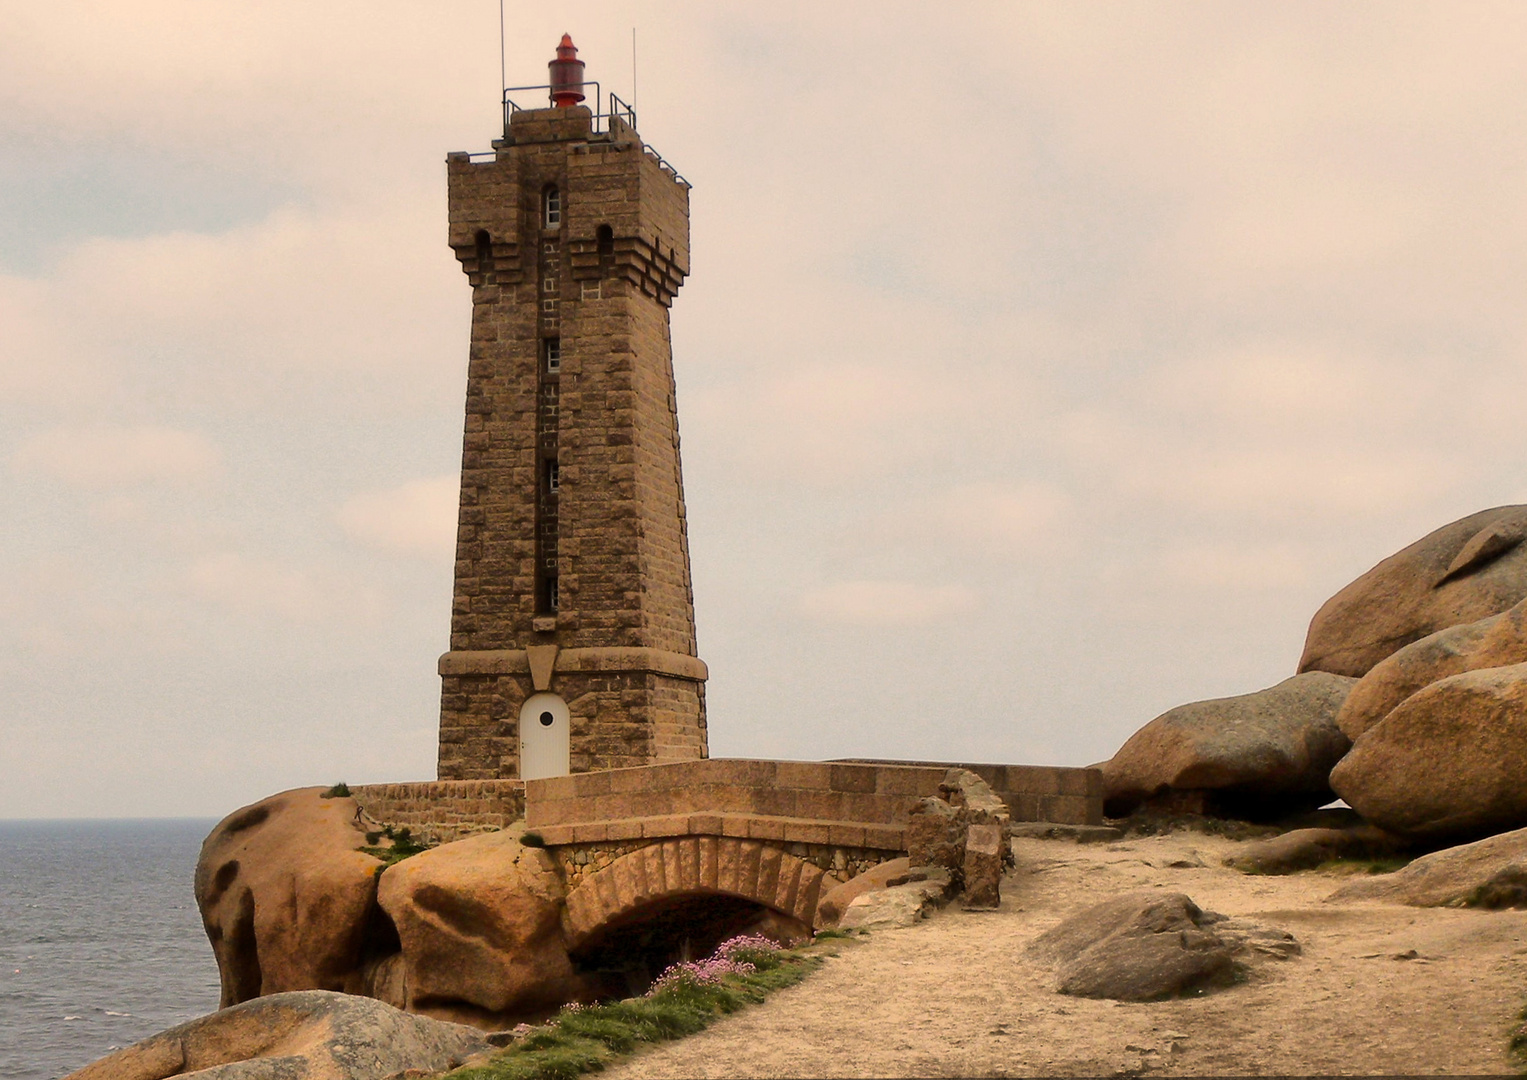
[1300, 505, 1527, 679]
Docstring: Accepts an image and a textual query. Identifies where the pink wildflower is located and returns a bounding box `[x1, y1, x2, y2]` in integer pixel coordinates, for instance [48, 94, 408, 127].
[714, 934, 780, 960]
[647, 955, 756, 995]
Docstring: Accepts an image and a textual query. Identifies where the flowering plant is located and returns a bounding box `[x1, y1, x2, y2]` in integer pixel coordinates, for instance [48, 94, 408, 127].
[646, 933, 785, 995]
[714, 933, 779, 960]
[647, 955, 756, 994]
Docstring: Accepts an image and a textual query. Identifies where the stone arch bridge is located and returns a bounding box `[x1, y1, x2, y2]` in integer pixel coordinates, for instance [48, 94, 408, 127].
[358, 758, 1101, 948]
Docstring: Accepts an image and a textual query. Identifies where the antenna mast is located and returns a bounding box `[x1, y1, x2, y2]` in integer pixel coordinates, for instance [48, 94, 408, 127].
[498, 0, 507, 96]
[632, 27, 637, 106]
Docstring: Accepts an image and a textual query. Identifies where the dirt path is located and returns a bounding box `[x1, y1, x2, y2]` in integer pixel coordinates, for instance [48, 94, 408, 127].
[602, 832, 1527, 1078]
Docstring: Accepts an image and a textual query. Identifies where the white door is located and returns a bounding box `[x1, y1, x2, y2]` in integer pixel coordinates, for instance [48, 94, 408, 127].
[520, 692, 570, 780]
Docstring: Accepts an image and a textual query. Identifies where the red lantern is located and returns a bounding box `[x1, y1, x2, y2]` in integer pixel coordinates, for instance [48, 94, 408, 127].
[548, 34, 586, 107]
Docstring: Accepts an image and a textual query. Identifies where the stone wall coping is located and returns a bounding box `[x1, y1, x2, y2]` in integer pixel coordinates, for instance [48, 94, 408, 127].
[524, 757, 1104, 829]
[526, 757, 1098, 802]
[834, 758, 1105, 797]
[353, 779, 526, 796]
[438, 646, 707, 683]
[533, 813, 906, 851]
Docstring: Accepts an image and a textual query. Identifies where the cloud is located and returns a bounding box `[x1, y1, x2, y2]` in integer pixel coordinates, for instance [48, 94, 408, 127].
[0, 197, 466, 417]
[13, 425, 221, 488]
[1158, 543, 1313, 592]
[186, 552, 325, 621]
[938, 482, 1072, 553]
[1116, 445, 1455, 521]
[689, 362, 969, 487]
[796, 580, 977, 627]
[337, 475, 459, 558]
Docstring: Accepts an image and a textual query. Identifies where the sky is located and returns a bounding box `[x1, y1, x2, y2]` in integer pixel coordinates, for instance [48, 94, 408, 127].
[4, 1, 1527, 818]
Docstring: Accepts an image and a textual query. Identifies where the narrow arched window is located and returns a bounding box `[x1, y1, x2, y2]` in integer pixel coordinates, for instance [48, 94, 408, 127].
[473, 229, 492, 283]
[543, 185, 561, 229]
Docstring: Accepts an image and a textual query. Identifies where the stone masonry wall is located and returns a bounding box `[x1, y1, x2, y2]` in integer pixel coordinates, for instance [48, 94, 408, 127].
[351, 780, 525, 846]
[438, 105, 705, 779]
[437, 668, 705, 780]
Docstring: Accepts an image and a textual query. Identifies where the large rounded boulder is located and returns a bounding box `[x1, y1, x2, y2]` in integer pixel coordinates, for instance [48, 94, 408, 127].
[1300, 505, 1527, 679]
[66, 990, 490, 1080]
[1335, 596, 1527, 741]
[376, 829, 585, 1025]
[1331, 661, 1527, 841]
[1102, 672, 1355, 819]
[195, 788, 390, 1009]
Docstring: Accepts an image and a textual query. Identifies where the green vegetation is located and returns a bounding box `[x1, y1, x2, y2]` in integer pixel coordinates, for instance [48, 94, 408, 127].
[360, 824, 431, 866]
[520, 831, 547, 848]
[1313, 854, 1413, 876]
[321, 782, 352, 798]
[446, 936, 833, 1080]
[1508, 1002, 1527, 1072]
[810, 928, 855, 941]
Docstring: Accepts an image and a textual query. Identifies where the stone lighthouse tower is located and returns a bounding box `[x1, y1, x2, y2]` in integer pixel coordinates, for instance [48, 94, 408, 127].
[436, 36, 707, 781]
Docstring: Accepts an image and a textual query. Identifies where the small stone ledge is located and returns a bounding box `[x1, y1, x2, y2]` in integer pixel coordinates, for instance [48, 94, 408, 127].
[438, 646, 708, 682]
[534, 813, 906, 851]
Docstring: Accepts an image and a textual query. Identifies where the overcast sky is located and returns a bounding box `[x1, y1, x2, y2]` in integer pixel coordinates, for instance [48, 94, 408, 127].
[4, 2, 1526, 818]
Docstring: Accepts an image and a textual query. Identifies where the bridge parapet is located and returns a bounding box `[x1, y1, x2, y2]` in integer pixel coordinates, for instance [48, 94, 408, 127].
[525, 757, 1101, 848]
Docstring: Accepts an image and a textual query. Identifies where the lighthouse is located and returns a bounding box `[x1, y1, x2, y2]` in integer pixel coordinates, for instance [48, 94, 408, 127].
[437, 37, 707, 782]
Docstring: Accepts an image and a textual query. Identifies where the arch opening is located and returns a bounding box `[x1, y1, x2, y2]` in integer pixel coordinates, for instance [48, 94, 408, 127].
[570, 892, 810, 995]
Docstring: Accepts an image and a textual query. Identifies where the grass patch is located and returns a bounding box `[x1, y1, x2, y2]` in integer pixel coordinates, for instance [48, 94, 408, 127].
[1313, 854, 1413, 877]
[321, 782, 351, 798]
[360, 824, 431, 866]
[810, 928, 855, 941]
[1508, 1002, 1527, 1072]
[446, 936, 830, 1080]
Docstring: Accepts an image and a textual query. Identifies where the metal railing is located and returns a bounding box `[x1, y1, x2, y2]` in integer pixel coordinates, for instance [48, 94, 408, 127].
[502, 81, 605, 132]
[607, 92, 637, 131]
[483, 84, 689, 188]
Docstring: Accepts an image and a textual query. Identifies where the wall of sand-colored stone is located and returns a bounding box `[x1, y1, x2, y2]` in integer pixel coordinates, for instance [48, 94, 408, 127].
[351, 780, 525, 845]
[438, 106, 705, 780]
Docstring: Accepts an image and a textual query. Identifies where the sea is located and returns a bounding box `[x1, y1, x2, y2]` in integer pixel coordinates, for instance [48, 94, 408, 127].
[0, 819, 222, 1080]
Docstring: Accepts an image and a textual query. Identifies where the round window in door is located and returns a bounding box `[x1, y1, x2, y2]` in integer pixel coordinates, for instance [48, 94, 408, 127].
[520, 692, 570, 780]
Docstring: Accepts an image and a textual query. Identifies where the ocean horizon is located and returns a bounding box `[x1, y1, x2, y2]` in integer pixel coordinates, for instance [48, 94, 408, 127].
[0, 817, 222, 1079]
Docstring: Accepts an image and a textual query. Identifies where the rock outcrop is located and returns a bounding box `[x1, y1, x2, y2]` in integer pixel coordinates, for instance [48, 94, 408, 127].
[835, 871, 952, 931]
[65, 990, 490, 1080]
[962, 823, 1005, 909]
[1328, 825, 1527, 907]
[814, 858, 912, 929]
[376, 829, 585, 1025]
[1331, 662, 1527, 841]
[1300, 505, 1527, 678]
[1028, 891, 1297, 1001]
[194, 788, 391, 1008]
[1102, 672, 1356, 819]
[1028, 892, 1239, 1001]
[1335, 596, 1527, 741]
[905, 768, 1012, 908]
[906, 796, 966, 877]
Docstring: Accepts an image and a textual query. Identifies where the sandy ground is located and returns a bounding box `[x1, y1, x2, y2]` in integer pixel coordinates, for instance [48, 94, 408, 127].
[601, 831, 1527, 1078]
